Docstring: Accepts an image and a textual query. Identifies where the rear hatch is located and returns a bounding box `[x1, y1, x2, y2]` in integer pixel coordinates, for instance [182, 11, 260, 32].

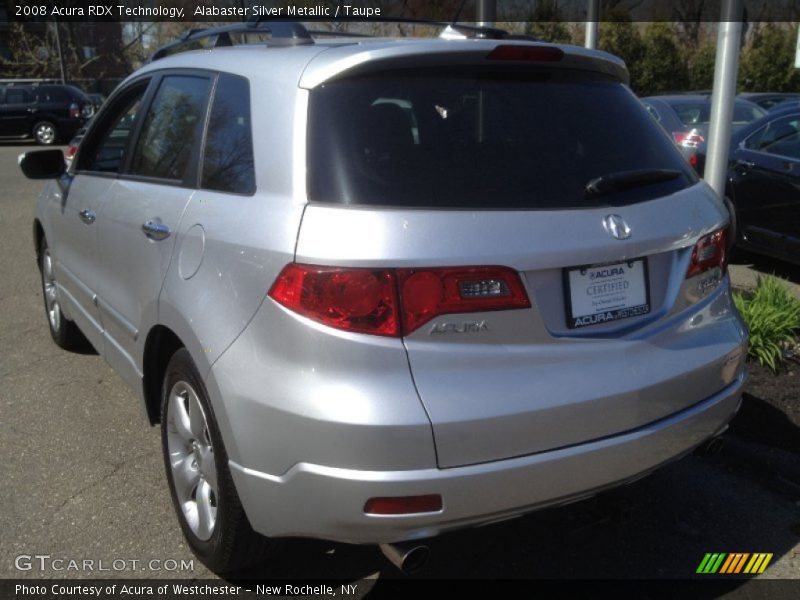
[297, 52, 730, 468]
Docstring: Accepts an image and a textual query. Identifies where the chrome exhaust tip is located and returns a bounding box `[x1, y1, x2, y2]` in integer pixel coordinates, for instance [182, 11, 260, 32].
[379, 543, 430, 574]
[694, 436, 725, 457]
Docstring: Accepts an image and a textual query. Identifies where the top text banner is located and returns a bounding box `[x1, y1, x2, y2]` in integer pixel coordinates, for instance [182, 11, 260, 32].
[5, 0, 800, 23]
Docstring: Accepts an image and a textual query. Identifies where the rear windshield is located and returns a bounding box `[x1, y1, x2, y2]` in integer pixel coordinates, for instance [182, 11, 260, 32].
[307, 67, 696, 209]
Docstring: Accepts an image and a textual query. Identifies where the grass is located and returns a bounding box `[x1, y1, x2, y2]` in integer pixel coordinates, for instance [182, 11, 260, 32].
[733, 275, 800, 372]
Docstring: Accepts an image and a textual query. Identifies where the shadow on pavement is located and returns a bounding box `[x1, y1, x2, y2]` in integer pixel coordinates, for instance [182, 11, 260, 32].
[731, 250, 800, 287]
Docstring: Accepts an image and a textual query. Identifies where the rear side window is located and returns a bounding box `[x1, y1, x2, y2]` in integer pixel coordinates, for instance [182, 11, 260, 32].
[201, 74, 255, 194]
[130, 75, 211, 181]
[39, 87, 70, 103]
[308, 68, 695, 209]
[4, 88, 32, 104]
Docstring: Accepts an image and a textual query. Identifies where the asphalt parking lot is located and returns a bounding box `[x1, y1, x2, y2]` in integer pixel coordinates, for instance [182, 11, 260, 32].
[0, 143, 798, 592]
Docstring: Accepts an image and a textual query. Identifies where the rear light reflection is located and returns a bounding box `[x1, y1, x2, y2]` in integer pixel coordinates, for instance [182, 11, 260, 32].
[686, 228, 728, 278]
[269, 264, 530, 337]
[673, 130, 705, 148]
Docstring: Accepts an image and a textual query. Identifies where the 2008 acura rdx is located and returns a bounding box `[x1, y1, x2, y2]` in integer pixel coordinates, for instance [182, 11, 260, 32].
[20, 21, 747, 575]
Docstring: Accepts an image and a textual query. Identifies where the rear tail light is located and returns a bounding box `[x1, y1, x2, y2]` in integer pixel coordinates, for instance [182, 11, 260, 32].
[686, 228, 728, 278]
[673, 130, 705, 148]
[268, 264, 399, 336]
[397, 266, 530, 333]
[688, 152, 699, 169]
[69, 102, 80, 119]
[487, 45, 564, 62]
[269, 264, 530, 337]
[64, 144, 78, 160]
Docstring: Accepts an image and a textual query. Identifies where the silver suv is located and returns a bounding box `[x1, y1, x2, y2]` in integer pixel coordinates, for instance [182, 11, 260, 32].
[21, 21, 747, 575]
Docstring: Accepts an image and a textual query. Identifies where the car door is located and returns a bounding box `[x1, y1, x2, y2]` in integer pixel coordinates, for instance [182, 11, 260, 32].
[47, 80, 152, 353]
[732, 115, 800, 255]
[93, 72, 212, 390]
[0, 87, 35, 137]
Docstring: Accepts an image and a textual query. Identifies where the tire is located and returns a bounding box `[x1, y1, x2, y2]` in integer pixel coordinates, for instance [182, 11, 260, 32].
[39, 239, 85, 350]
[33, 120, 58, 145]
[161, 348, 272, 575]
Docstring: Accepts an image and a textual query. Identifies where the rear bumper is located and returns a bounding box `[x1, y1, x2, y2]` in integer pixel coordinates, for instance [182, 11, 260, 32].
[230, 372, 744, 544]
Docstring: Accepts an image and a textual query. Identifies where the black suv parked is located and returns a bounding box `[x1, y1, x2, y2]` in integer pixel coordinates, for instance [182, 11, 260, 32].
[0, 84, 93, 145]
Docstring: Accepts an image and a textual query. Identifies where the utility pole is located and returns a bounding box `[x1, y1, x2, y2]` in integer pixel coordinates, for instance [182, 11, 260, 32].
[476, 0, 496, 28]
[52, 21, 67, 84]
[704, 0, 744, 199]
[585, 0, 599, 49]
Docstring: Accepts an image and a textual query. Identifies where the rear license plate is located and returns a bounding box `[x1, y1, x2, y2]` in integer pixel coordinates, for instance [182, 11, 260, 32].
[564, 258, 650, 329]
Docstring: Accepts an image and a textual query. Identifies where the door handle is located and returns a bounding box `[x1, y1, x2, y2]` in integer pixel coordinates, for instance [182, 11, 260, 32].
[142, 220, 170, 241]
[734, 159, 755, 173]
[78, 209, 96, 224]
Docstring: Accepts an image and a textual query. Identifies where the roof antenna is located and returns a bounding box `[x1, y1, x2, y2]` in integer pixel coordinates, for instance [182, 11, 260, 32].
[440, 0, 470, 39]
[451, 0, 468, 25]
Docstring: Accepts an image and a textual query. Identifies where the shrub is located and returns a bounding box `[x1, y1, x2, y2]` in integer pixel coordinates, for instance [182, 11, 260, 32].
[733, 276, 800, 372]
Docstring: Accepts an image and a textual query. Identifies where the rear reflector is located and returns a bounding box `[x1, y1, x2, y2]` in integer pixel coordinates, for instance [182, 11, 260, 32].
[686, 228, 728, 278]
[487, 45, 564, 62]
[364, 495, 443, 515]
[269, 264, 530, 337]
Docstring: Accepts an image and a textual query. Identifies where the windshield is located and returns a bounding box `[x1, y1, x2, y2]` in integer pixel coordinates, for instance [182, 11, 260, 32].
[308, 67, 696, 209]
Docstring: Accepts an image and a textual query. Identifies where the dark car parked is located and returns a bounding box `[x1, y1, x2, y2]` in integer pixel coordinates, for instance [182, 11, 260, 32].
[642, 95, 766, 166]
[0, 84, 93, 145]
[738, 92, 800, 112]
[695, 106, 800, 265]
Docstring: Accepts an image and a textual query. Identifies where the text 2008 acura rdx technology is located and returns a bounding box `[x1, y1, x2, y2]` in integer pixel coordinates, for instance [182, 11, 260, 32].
[20, 22, 747, 575]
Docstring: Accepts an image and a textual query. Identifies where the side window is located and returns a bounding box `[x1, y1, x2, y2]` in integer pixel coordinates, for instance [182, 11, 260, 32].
[201, 74, 255, 194]
[78, 83, 147, 174]
[44, 87, 70, 103]
[733, 103, 765, 125]
[130, 75, 211, 181]
[744, 116, 800, 156]
[5, 88, 32, 104]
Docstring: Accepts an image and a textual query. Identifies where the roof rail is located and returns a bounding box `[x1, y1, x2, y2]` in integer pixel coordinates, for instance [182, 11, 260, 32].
[149, 20, 313, 62]
[148, 19, 541, 63]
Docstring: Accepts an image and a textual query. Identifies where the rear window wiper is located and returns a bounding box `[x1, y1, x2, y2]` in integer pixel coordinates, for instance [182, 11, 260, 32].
[585, 169, 681, 196]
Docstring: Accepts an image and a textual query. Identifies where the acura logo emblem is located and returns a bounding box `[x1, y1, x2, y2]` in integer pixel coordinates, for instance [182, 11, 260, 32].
[603, 215, 631, 240]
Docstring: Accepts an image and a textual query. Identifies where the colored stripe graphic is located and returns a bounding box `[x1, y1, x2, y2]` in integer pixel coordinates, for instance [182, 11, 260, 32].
[698, 553, 773, 575]
[720, 553, 749, 573]
[697, 553, 727, 573]
[696, 553, 713, 573]
[744, 553, 773, 574]
[732, 553, 750, 573]
[719, 554, 736, 573]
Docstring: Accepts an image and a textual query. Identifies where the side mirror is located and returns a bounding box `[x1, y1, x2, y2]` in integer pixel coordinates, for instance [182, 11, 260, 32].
[18, 149, 66, 180]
